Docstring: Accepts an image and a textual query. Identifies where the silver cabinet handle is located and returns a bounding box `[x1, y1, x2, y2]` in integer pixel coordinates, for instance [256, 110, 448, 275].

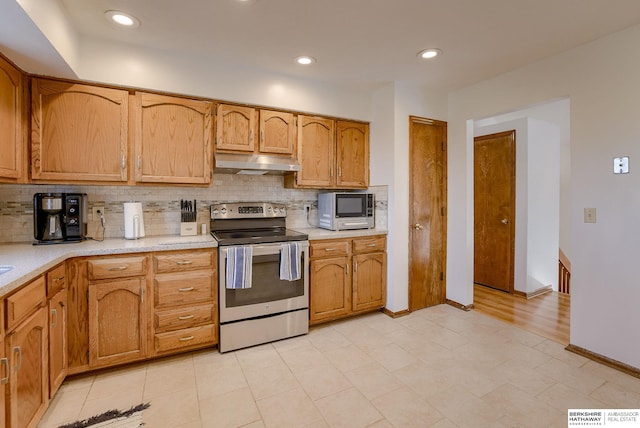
[54, 275, 65, 282]
[354, 261, 358, 272]
[13, 347, 22, 372]
[137, 155, 142, 170]
[121, 154, 126, 170]
[0, 358, 8, 384]
[250, 129, 254, 143]
[107, 266, 128, 271]
[338, 166, 342, 177]
[179, 336, 195, 342]
[501, 218, 509, 224]
[346, 263, 349, 275]
[324, 248, 337, 252]
[261, 129, 264, 142]
[179, 287, 195, 292]
[141, 287, 145, 303]
[176, 260, 193, 266]
[366, 243, 376, 247]
[51, 308, 58, 328]
[178, 314, 195, 320]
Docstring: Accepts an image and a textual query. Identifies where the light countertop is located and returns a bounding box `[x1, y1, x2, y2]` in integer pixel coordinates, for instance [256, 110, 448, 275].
[0, 234, 217, 297]
[0, 228, 387, 298]
[295, 227, 388, 240]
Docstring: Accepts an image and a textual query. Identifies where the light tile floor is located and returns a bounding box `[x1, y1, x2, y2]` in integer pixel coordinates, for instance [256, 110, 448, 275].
[39, 305, 640, 428]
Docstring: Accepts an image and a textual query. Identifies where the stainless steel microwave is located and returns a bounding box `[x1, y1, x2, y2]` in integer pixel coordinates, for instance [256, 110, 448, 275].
[318, 192, 374, 231]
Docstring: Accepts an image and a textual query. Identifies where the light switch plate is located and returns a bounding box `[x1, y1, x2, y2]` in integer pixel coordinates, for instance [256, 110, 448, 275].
[584, 208, 596, 223]
[614, 157, 629, 174]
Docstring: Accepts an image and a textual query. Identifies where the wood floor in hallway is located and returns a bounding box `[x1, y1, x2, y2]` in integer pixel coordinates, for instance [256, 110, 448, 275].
[473, 284, 570, 345]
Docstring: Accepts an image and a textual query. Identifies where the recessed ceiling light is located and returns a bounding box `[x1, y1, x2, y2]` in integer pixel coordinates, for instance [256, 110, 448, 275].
[295, 56, 316, 65]
[417, 48, 442, 59]
[105, 10, 141, 28]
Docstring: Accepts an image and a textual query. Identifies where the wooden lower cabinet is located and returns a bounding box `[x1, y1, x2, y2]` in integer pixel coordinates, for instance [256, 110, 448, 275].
[88, 277, 148, 369]
[352, 252, 386, 311]
[152, 250, 217, 355]
[309, 257, 350, 322]
[309, 235, 387, 325]
[0, 337, 6, 428]
[48, 288, 67, 398]
[6, 306, 48, 428]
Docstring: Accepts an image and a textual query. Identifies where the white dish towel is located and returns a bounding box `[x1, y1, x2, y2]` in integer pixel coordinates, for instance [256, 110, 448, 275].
[226, 246, 253, 289]
[280, 242, 302, 281]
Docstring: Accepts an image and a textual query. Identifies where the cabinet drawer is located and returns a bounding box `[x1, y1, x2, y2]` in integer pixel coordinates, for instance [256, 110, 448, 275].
[46, 263, 66, 296]
[154, 250, 214, 273]
[155, 303, 214, 331]
[310, 240, 349, 258]
[352, 236, 386, 254]
[155, 271, 213, 307]
[88, 256, 147, 280]
[155, 324, 215, 353]
[6, 275, 46, 330]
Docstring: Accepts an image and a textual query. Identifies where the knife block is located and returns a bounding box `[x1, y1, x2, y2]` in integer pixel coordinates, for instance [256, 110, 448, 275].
[180, 222, 197, 236]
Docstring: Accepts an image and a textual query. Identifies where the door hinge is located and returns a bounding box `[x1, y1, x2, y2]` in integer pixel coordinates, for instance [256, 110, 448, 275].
[441, 207, 445, 216]
[440, 272, 444, 281]
[441, 141, 445, 151]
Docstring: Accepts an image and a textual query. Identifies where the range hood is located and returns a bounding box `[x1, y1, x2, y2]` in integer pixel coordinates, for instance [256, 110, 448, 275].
[214, 153, 301, 175]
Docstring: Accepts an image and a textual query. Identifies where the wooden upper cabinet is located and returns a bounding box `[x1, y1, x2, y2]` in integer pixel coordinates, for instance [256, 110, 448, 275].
[259, 110, 296, 155]
[31, 78, 129, 183]
[133, 93, 213, 184]
[295, 115, 335, 187]
[216, 104, 256, 152]
[336, 120, 369, 188]
[0, 55, 25, 182]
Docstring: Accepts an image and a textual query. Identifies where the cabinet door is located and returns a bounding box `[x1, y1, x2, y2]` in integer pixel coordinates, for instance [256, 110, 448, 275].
[89, 278, 147, 368]
[216, 104, 256, 152]
[296, 116, 335, 188]
[0, 338, 6, 428]
[48, 288, 67, 398]
[133, 93, 212, 184]
[7, 307, 48, 428]
[259, 110, 296, 155]
[352, 253, 386, 312]
[309, 256, 350, 323]
[336, 121, 369, 188]
[0, 55, 25, 182]
[31, 78, 128, 182]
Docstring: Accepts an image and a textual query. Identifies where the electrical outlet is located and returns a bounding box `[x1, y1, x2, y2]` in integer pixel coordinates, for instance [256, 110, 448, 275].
[584, 208, 596, 223]
[303, 203, 311, 213]
[92, 206, 105, 220]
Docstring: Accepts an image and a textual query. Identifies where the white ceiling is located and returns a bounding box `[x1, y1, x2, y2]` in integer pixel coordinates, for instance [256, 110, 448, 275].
[48, 0, 640, 91]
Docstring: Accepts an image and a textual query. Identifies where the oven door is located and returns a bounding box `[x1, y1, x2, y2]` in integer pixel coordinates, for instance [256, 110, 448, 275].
[219, 241, 309, 323]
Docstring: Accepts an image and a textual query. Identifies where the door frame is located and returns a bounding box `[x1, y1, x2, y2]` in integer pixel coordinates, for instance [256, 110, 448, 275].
[408, 116, 448, 311]
[473, 130, 516, 294]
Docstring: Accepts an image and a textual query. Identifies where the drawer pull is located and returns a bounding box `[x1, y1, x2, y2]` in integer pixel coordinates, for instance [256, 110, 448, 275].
[324, 248, 337, 251]
[179, 336, 195, 342]
[176, 260, 193, 266]
[0, 358, 8, 384]
[366, 243, 377, 247]
[51, 308, 58, 327]
[54, 275, 65, 282]
[178, 287, 195, 292]
[178, 314, 195, 320]
[107, 266, 128, 271]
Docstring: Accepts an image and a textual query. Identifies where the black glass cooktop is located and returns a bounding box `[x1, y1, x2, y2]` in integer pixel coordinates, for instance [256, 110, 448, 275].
[211, 228, 308, 246]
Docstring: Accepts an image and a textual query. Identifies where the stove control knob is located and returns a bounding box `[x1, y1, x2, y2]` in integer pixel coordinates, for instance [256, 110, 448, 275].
[267, 206, 273, 213]
[212, 208, 219, 215]
[220, 208, 227, 215]
[280, 207, 285, 214]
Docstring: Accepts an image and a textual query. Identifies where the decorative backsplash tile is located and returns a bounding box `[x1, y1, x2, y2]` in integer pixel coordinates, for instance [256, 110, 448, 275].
[0, 175, 387, 243]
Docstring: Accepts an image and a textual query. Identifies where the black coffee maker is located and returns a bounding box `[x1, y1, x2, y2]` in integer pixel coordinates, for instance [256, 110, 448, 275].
[34, 193, 87, 244]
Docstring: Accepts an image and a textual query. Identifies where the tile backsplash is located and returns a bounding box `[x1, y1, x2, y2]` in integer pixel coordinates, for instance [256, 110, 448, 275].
[0, 174, 388, 243]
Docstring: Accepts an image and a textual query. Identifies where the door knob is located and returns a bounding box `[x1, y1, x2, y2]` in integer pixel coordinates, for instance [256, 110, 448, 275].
[413, 223, 424, 230]
[501, 218, 509, 224]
